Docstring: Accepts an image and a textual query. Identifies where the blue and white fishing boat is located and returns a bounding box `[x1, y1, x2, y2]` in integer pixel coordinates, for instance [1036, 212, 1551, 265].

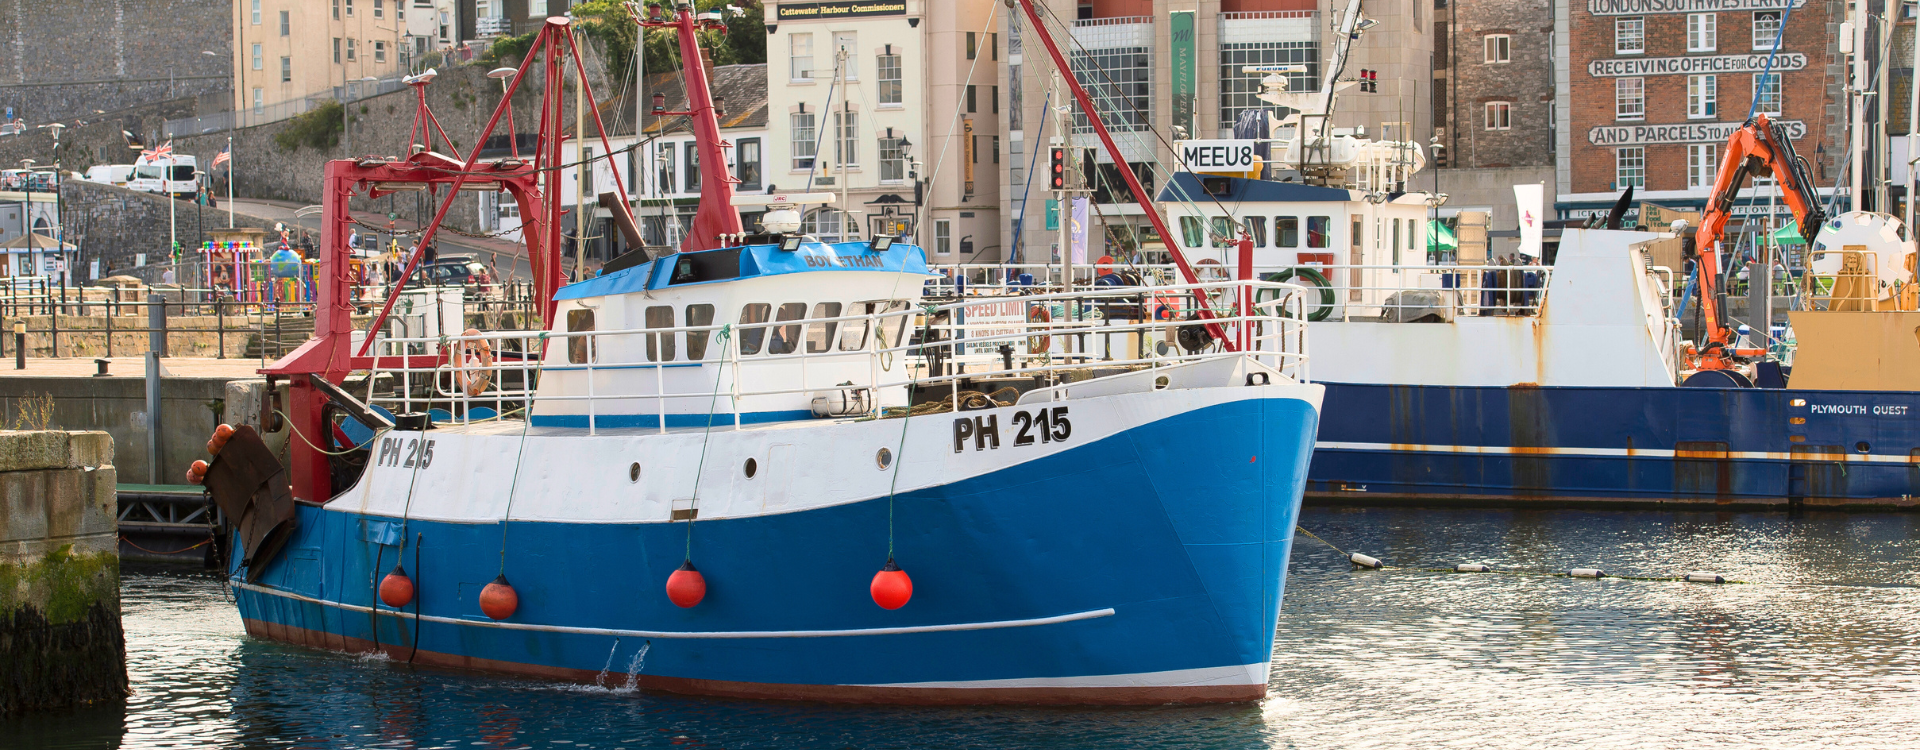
[198, 8, 1324, 705]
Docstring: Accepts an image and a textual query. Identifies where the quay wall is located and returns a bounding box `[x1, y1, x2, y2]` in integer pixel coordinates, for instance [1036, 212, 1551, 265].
[0, 430, 125, 715]
[0, 378, 231, 486]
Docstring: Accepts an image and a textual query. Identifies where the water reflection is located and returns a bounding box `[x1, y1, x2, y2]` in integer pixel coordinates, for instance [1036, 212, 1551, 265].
[5, 508, 1917, 749]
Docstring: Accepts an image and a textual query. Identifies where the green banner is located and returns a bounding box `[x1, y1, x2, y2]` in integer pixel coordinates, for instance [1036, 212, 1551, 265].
[1170, 11, 1196, 138]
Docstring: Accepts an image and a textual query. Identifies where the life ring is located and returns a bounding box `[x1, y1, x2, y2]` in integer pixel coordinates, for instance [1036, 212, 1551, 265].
[1259, 268, 1335, 321]
[1026, 304, 1052, 355]
[450, 328, 494, 397]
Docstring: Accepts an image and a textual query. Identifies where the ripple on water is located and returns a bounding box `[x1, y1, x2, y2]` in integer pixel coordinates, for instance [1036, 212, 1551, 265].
[3, 508, 1918, 749]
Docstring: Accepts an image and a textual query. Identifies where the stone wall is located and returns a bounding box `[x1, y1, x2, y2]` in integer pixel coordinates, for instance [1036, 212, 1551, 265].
[1, 0, 232, 124]
[0, 430, 124, 715]
[54, 180, 288, 275]
[0, 378, 225, 486]
[1438, 0, 1556, 170]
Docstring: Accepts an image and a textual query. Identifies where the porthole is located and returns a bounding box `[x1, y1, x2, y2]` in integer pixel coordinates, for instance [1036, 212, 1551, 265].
[875, 447, 893, 470]
[744, 457, 758, 478]
[1856, 441, 1872, 454]
[1154, 375, 1170, 390]
[629, 462, 641, 482]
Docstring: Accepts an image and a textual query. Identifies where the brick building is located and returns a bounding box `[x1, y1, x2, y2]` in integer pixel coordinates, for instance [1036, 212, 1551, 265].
[1553, 0, 1839, 221]
[1433, 0, 1554, 170]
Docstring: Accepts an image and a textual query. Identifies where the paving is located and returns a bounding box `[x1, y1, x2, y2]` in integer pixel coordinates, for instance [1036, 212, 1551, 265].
[0, 357, 266, 379]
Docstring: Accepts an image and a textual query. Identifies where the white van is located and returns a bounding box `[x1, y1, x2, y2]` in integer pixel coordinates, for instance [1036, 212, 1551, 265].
[127, 155, 198, 199]
[82, 164, 135, 187]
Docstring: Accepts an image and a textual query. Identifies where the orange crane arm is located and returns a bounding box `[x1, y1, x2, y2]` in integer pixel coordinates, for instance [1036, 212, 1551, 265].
[1691, 113, 1826, 361]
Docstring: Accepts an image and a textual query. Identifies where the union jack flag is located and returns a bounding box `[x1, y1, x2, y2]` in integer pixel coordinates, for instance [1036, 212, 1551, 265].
[212, 146, 230, 168]
[139, 140, 174, 163]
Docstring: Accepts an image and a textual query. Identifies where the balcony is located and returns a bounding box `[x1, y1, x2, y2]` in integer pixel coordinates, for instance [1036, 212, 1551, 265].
[476, 15, 511, 37]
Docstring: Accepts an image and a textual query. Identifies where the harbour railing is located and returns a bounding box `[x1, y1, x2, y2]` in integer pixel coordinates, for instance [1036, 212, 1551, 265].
[365, 278, 1312, 434]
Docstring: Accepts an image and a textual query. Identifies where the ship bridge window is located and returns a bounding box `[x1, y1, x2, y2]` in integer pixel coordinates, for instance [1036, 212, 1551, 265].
[685, 304, 715, 360]
[1308, 216, 1331, 249]
[806, 302, 844, 354]
[768, 303, 806, 355]
[669, 248, 743, 285]
[738, 303, 771, 355]
[1244, 216, 1267, 247]
[840, 302, 876, 351]
[567, 309, 595, 364]
[876, 300, 912, 349]
[645, 306, 676, 362]
[1179, 216, 1204, 248]
[1277, 217, 1300, 248]
[1210, 217, 1235, 248]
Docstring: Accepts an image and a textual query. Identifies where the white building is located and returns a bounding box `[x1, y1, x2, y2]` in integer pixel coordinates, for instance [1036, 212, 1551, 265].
[764, 0, 1003, 261]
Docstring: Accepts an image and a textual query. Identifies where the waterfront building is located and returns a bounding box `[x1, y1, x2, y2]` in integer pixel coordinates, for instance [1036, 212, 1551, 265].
[231, 0, 441, 116]
[1000, 0, 1432, 266]
[1552, 0, 1840, 221]
[1429, 0, 1557, 257]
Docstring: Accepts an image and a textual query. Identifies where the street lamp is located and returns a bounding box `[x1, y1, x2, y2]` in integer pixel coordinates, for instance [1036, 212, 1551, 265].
[43, 123, 66, 286]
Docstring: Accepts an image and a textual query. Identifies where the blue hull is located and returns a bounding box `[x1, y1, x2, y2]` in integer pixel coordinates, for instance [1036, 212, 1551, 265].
[1309, 382, 1920, 507]
[232, 397, 1320, 704]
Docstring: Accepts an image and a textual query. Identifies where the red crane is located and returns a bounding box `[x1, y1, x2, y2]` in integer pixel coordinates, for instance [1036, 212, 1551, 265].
[1691, 113, 1825, 370]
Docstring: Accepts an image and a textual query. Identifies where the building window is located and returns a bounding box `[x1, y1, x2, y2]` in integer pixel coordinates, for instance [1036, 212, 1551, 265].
[737, 138, 762, 192]
[791, 33, 813, 80]
[1009, 138, 1024, 187]
[281, 57, 292, 83]
[992, 135, 1000, 164]
[1616, 147, 1646, 188]
[971, 135, 979, 164]
[879, 137, 906, 181]
[251, 0, 260, 24]
[1071, 46, 1151, 133]
[1753, 11, 1782, 49]
[992, 86, 999, 114]
[1615, 78, 1645, 120]
[280, 10, 290, 35]
[834, 111, 858, 168]
[935, 218, 952, 255]
[251, 43, 262, 70]
[1687, 13, 1716, 52]
[991, 32, 999, 61]
[347, 38, 357, 61]
[791, 112, 817, 169]
[334, 0, 341, 19]
[967, 85, 977, 113]
[803, 209, 844, 242]
[684, 142, 701, 193]
[877, 53, 902, 104]
[334, 38, 342, 64]
[253, 88, 264, 112]
[1687, 74, 1717, 118]
[1754, 73, 1782, 115]
[1220, 42, 1319, 128]
[1484, 34, 1510, 64]
[656, 142, 677, 194]
[1687, 144, 1717, 189]
[374, 40, 387, 64]
[967, 32, 977, 60]
[1615, 18, 1644, 54]
[1484, 101, 1511, 130]
[834, 32, 857, 79]
[347, 0, 354, 16]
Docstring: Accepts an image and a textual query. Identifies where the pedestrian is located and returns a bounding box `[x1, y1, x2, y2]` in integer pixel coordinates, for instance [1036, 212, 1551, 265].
[348, 229, 360, 252]
[423, 242, 438, 264]
[161, 267, 176, 285]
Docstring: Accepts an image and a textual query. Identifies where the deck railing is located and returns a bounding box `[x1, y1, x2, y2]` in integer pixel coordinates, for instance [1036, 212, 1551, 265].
[367, 279, 1312, 434]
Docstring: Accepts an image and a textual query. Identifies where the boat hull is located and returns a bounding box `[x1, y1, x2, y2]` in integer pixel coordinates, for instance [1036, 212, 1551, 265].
[231, 385, 1321, 704]
[1309, 382, 1920, 508]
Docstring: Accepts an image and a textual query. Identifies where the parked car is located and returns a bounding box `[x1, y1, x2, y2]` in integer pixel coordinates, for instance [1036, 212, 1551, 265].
[411, 255, 500, 297]
[81, 164, 135, 187]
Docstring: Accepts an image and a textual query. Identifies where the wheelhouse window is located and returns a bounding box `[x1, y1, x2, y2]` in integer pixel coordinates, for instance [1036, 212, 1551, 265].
[738, 303, 771, 355]
[566, 309, 595, 364]
[684, 304, 714, 360]
[840, 302, 877, 351]
[1244, 216, 1267, 247]
[875, 300, 912, 349]
[1277, 217, 1300, 248]
[806, 303, 843, 354]
[768, 303, 806, 355]
[645, 306, 676, 362]
[1307, 216, 1331, 249]
[1210, 216, 1235, 248]
[1180, 216, 1204, 248]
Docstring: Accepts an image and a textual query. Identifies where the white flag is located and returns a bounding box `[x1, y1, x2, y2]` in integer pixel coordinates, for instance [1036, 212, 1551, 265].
[1514, 183, 1544, 258]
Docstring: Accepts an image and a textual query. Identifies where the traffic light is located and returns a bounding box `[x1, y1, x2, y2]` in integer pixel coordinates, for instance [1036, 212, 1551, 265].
[1049, 147, 1067, 190]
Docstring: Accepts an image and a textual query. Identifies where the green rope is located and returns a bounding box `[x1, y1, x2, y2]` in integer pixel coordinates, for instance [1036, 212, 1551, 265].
[683, 325, 734, 561]
[880, 311, 940, 559]
[496, 330, 549, 575]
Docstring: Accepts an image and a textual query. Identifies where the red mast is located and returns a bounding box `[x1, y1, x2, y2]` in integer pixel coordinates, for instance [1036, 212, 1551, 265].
[637, 2, 743, 253]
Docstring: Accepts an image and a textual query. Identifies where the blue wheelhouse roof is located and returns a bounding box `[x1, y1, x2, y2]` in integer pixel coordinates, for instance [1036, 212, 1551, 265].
[1156, 172, 1355, 205]
[555, 240, 933, 301]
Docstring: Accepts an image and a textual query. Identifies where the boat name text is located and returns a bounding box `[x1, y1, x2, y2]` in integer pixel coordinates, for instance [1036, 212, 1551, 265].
[1808, 404, 1908, 415]
[803, 253, 886, 269]
[954, 407, 1072, 452]
[377, 437, 436, 468]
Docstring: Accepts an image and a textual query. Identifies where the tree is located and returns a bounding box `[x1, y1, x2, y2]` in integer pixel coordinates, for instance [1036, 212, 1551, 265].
[570, 0, 766, 80]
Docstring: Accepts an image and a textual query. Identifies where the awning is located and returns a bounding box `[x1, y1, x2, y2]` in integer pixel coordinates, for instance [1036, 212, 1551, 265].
[1426, 219, 1457, 251]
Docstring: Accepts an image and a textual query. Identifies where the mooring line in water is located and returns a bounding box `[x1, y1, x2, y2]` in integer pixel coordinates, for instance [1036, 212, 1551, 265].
[1296, 525, 1748, 584]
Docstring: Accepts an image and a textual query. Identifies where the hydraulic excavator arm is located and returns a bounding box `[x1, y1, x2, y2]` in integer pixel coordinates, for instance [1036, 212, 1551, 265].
[1691, 113, 1826, 369]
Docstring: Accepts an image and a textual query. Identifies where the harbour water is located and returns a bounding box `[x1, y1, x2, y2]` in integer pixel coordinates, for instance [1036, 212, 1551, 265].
[7, 506, 1919, 749]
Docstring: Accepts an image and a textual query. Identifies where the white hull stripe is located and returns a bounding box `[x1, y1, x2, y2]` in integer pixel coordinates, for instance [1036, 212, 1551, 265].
[234, 581, 1114, 639]
[1317, 441, 1914, 464]
[869, 662, 1268, 689]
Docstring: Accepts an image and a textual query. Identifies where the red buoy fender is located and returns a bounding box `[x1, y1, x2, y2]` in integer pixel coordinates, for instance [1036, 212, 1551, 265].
[186, 459, 209, 485]
[380, 564, 416, 608]
[479, 574, 518, 620]
[666, 560, 707, 608]
[870, 558, 913, 610]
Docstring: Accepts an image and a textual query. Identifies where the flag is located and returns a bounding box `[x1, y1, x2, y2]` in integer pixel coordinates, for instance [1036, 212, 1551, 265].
[212, 146, 230, 168]
[139, 140, 174, 163]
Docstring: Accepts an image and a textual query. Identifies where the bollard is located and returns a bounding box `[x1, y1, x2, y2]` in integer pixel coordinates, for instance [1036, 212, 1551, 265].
[13, 320, 23, 369]
[146, 294, 165, 483]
